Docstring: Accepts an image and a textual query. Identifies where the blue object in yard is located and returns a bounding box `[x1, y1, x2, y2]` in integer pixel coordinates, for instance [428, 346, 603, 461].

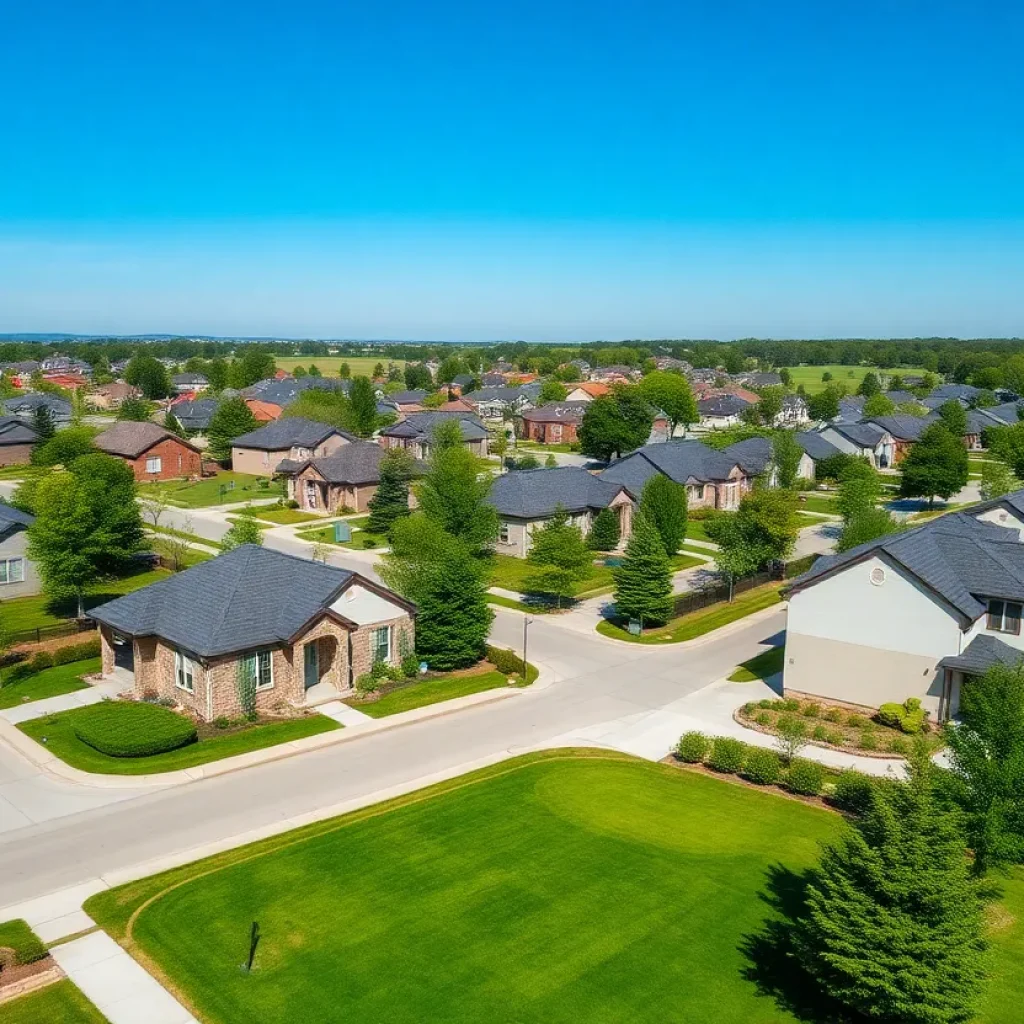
[418, 661, 428, 675]
[334, 521, 352, 543]
[604, 556, 624, 567]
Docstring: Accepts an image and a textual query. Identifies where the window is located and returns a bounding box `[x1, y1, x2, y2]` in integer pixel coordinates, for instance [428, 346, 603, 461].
[242, 649, 274, 689]
[371, 626, 391, 665]
[499, 522, 510, 544]
[174, 651, 195, 692]
[988, 600, 1022, 635]
[146, 456, 162, 474]
[0, 558, 24, 585]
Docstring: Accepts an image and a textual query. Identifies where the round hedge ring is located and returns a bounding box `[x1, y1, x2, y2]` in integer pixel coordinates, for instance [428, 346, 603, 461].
[73, 701, 198, 758]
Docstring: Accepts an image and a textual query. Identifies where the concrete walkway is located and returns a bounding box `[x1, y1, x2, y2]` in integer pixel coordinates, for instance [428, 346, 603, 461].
[50, 931, 197, 1024]
[0, 678, 125, 725]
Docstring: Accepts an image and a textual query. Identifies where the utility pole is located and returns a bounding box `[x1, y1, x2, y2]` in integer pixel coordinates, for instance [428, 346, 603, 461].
[522, 613, 533, 679]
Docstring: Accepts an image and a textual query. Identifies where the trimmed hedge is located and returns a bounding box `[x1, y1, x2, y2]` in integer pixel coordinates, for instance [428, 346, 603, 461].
[675, 731, 710, 764]
[3, 638, 102, 685]
[785, 758, 825, 796]
[486, 645, 528, 678]
[742, 747, 783, 786]
[707, 737, 747, 774]
[73, 701, 198, 758]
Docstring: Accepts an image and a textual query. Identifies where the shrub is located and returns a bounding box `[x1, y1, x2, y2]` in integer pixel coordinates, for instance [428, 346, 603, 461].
[285, 499, 300, 509]
[859, 729, 878, 751]
[877, 697, 927, 734]
[53, 638, 101, 665]
[361, 536, 378, 549]
[755, 711, 772, 726]
[487, 645, 528, 678]
[742, 747, 782, 785]
[742, 701, 758, 715]
[846, 713, 866, 728]
[823, 707, 844, 723]
[831, 769, 876, 815]
[758, 698, 781, 709]
[401, 654, 420, 679]
[801, 702, 821, 719]
[675, 731, 710, 764]
[384, 664, 404, 682]
[73, 701, 198, 757]
[775, 715, 808, 762]
[355, 673, 379, 694]
[213, 716, 231, 730]
[824, 730, 845, 746]
[812, 724, 829, 741]
[877, 702, 904, 729]
[369, 660, 389, 681]
[708, 737, 747, 774]
[785, 758, 824, 795]
[887, 735, 910, 755]
[780, 698, 801, 712]
[30, 651, 54, 671]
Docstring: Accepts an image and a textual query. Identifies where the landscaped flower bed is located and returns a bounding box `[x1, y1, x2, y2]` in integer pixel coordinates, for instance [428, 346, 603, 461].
[736, 695, 944, 757]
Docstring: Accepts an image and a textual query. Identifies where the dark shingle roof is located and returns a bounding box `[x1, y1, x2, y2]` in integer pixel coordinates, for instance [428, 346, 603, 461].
[90, 546, 369, 657]
[519, 402, 588, 423]
[834, 396, 865, 423]
[231, 417, 354, 451]
[939, 635, 1024, 674]
[463, 387, 533, 404]
[3, 395, 72, 418]
[723, 436, 773, 476]
[386, 390, 429, 404]
[172, 373, 208, 386]
[796, 431, 842, 461]
[172, 398, 218, 431]
[242, 377, 350, 407]
[863, 415, 930, 441]
[698, 395, 751, 417]
[600, 440, 741, 492]
[488, 467, 625, 517]
[0, 502, 34, 541]
[276, 442, 425, 484]
[380, 412, 487, 442]
[828, 422, 886, 447]
[0, 416, 40, 446]
[95, 422, 197, 458]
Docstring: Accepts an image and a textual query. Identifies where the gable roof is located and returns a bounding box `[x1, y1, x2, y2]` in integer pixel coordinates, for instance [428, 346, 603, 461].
[0, 502, 34, 542]
[380, 411, 488, 441]
[462, 387, 533, 404]
[723, 436, 773, 476]
[600, 440, 741, 492]
[826, 422, 886, 448]
[90, 545, 411, 658]
[242, 377, 350, 408]
[276, 441, 425, 484]
[489, 466, 626, 517]
[231, 417, 355, 451]
[834, 396, 865, 423]
[569, 382, 611, 398]
[171, 398, 219, 431]
[698, 394, 751, 416]
[789, 508, 1024, 625]
[795, 430, 842, 461]
[2, 394, 72, 418]
[387, 389, 430, 404]
[94, 422, 199, 458]
[0, 415, 40, 446]
[863, 415, 931, 441]
[519, 402, 589, 423]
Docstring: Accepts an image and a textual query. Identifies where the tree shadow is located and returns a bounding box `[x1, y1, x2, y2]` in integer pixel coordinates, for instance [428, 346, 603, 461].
[739, 864, 853, 1024]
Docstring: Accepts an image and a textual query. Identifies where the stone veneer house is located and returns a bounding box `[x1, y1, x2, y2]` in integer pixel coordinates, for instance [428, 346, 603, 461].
[276, 441, 425, 514]
[785, 492, 1024, 721]
[231, 418, 357, 476]
[379, 412, 489, 460]
[91, 545, 415, 721]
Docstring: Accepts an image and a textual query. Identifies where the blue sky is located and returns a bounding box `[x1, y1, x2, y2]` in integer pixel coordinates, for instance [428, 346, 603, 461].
[2, 0, 1022, 339]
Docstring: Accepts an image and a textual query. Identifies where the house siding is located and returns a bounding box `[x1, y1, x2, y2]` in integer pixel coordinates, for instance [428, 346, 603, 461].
[0, 443, 35, 467]
[232, 434, 349, 476]
[125, 438, 203, 482]
[0, 529, 40, 597]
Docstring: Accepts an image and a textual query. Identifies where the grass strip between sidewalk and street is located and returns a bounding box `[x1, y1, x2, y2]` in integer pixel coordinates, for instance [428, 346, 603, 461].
[596, 583, 783, 644]
[0, 657, 98, 710]
[727, 645, 785, 682]
[344, 669, 519, 718]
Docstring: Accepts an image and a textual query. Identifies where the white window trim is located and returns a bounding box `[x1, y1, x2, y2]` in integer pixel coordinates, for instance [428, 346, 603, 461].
[243, 649, 275, 690]
[146, 455, 162, 474]
[371, 625, 392, 665]
[174, 650, 195, 693]
[0, 557, 24, 585]
[498, 522, 510, 544]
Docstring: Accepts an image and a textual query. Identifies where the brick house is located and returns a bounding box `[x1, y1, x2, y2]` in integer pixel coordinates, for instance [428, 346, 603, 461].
[0, 416, 40, 466]
[276, 441, 425, 514]
[230, 418, 357, 476]
[90, 545, 416, 720]
[93, 422, 203, 481]
[517, 402, 588, 444]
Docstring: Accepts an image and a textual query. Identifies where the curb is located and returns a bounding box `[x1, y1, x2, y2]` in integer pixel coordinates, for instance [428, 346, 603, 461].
[592, 601, 786, 649]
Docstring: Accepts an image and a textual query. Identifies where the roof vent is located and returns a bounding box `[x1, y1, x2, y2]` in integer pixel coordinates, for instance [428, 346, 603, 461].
[869, 566, 886, 587]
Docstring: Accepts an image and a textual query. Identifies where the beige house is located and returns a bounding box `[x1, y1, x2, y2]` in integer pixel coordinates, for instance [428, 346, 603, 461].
[0, 504, 40, 599]
[91, 545, 416, 721]
[379, 412, 489, 460]
[785, 494, 1024, 721]
[88, 382, 141, 411]
[231, 418, 356, 476]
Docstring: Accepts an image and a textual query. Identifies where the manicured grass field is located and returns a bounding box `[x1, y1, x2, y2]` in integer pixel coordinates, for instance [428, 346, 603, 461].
[139, 472, 283, 508]
[4, 980, 108, 1024]
[148, 536, 215, 567]
[796, 494, 840, 515]
[273, 355, 399, 377]
[85, 753, 842, 1023]
[0, 917, 47, 962]
[345, 670, 511, 718]
[250, 507, 321, 525]
[685, 518, 715, 543]
[299, 518, 388, 550]
[728, 646, 785, 682]
[597, 583, 783, 644]
[0, 656, 98, 709]
[784, 364, 930, 394]
[0, 568, 169, 635]
[20, 711, 339, 775]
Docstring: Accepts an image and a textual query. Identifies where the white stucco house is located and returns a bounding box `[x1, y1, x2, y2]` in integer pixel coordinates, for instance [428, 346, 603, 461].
[785, 492, 1024, 721]
[816, 421, 894, 468]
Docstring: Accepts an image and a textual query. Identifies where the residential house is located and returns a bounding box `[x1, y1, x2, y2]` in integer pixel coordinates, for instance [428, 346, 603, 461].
[833, 396, 865, 423]
[91, 545, 416, 720]
[489, 466, 634, 558]
[599, 440, 749, 510]
[723, 436, 815, 484]
[861, 414, 931, 464]
[276, 441, 424, 514]
[171, 372, 209, 394]
[884, 390, 920, 406]
[170, 398, 219, 435]
[816, 422, 891, 467]
[784, 493, 1024, 720]
[89, 382, 141, 411]
[94, 422, 203, 481]
[653, 356, 692, 372]
[736, 371, 782, 388]
[697, 394, 752, 428]
[794, 431, 843, 477]
[565, 382, 611, 402]
[2, 394, 72, 429]
[241, 377, 350, 415]
[517, 402, 588, 444]
[245, 399, 282, 423]
[449, 374, 475, 394]
[0, 416, 40, 466]
[924, 383, 979, 409]
[462, 387, 535, 420]
[687, 368, 722, 385]
[379, 412, 489, 459]
[778, 394, 809, 425]
[591, 364, 637, 384]
[0, 503, 40, 598]
[231, 418, 356, 476]
[481, 372, 508, 387]
[957, 404, 1021, 449]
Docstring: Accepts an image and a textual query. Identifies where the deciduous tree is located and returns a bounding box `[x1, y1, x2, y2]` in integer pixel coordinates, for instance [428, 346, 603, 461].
[525, 507, 592, 606]
[221, 507, 264, 551]
[707, 488, 799, 579]
[937, 399, 968, 438]
[125, 355, 171, 399]
[117, 396, 151, 422]
[578, 389, 655, 461]
[538, 380, 568, 403]
[770, 430, 804, 489]
[863, 392, 895, 419]
[979, 459, 1017, 501]
[638, 371, 698, 435]
[899, 423, 969, 506]
[348, 376, 378, 436]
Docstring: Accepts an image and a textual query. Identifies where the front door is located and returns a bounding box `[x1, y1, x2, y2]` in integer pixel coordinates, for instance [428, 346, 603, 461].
[304, 642, 319, 690]
[305, 480, 318, 509]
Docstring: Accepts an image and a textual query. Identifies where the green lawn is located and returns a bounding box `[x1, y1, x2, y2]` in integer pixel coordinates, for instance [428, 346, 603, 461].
[250, 507, 321, 525]
[728, 646, 785, 682]
[0, 568, 169, 635]
[784, 364, 930, 395]
[514, 440, 578, 454]
[139, 472, 283, 508]
[299, 521, 388, 550]
[85, 753, 843, 1024]
[597, 583, 783, 644]
[685, 519, 715, 543]
[796, 494, 840, 515]
[0, 656, 98, 709]
[274, 355, 398, 377]
[0, 917, 47, 962]
[19, 711, 339, 775]
[345, 670, 512, 718]
[4, 980, 108, 1024]
[148, 536, 215, 567]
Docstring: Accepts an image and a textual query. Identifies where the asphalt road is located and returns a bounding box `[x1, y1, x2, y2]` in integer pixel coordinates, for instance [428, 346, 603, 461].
[0, 606, 785, 909]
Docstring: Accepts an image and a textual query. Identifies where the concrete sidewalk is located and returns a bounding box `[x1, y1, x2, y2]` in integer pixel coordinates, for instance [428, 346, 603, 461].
[0, 678, 125, 726]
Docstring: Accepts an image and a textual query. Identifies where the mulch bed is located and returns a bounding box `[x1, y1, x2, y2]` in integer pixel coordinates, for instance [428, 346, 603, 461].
[0, 951, 60, 997]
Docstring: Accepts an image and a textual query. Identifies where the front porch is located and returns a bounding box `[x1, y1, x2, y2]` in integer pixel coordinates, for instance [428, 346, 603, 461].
[297, 632, 348, 705]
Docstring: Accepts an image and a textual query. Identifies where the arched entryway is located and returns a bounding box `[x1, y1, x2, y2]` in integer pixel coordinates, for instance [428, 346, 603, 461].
[303, 635, 341, 693]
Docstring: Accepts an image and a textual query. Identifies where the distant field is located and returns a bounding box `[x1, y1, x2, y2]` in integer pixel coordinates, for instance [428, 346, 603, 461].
[785, 364, 930, 394]
[273, 355, 403, 377]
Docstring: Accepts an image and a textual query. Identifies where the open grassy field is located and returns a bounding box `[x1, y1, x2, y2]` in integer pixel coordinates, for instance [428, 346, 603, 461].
[4, 980, 108, 1024]
[273, 355, 401, 377]
[0, 656, 97, 710]
[139, 472, 283, 508]
[784, 364, 930, 394]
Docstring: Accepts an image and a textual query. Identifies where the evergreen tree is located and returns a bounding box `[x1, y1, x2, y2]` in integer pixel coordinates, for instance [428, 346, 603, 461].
[899, 423, 969, 506]
[587, 506, 621, 551]
[525, 507, 593, 606]
[307, 363, 322, 377]
[339, 362, 351, 379]
[206, 397, 259, 463]
[372, 362, 385, 378]
[793, 747, 990, 1024]
[349, 376, 378, 436]
[31, 405, 55, 441]
[857, 371, 882, 397]
[116, 396, 151, 421]
[639, 474, 687, 556]
[366, 449, 413, 534]
[612, 510, 672, 626]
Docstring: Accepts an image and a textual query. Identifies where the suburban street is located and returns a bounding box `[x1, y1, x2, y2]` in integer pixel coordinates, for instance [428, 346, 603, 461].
[0, 603, 785, 910]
